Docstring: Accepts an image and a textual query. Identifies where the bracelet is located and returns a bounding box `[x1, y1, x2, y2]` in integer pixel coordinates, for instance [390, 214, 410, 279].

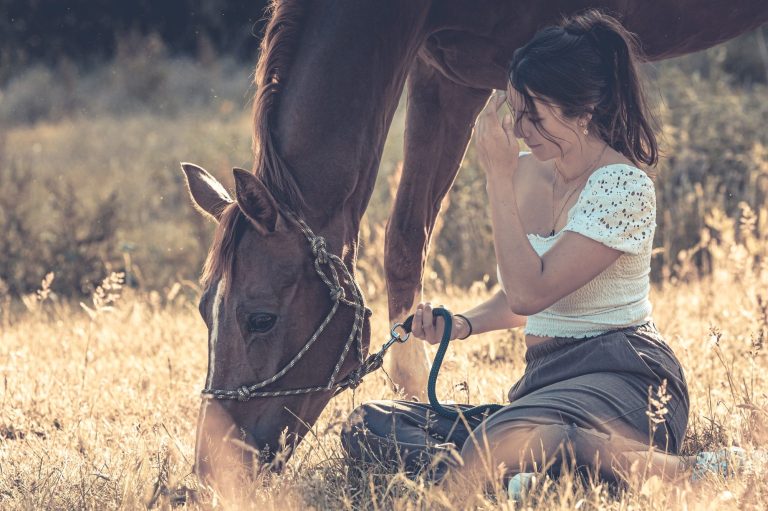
[453, 314, 473, 340]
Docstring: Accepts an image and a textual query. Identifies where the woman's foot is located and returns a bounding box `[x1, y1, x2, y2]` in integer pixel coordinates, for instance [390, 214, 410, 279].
[507, 472, 536, 501]
[690, 446, 746, 482]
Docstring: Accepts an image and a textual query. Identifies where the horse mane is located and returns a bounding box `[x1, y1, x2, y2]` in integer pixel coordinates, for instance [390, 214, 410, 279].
[252, 0, 307, 214]
[200, 0, 305, 291]
[200, 203, 246, 291]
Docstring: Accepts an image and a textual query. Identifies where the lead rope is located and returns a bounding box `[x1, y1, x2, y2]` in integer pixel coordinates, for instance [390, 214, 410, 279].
[402, 307, 503, 420]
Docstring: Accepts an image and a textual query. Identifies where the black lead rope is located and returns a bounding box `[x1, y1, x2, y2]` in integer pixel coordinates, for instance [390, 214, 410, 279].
[401, 307, 503, 420]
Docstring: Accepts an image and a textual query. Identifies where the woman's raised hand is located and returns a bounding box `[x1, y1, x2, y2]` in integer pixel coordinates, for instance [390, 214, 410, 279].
[411, 302, 468, 345]
[475, 90, 520, 179]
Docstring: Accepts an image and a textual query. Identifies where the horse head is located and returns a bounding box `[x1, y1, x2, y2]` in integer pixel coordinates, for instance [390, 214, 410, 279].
[181, 163, 371, 485]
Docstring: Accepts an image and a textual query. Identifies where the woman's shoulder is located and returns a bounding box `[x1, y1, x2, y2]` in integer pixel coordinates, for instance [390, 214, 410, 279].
[572, 162, 656, 225]
[585, 162, 654, 192]
[568, 161, 657, 255]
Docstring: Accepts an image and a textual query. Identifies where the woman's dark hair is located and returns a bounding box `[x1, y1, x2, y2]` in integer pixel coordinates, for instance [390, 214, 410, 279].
[508, 9, 659, 167]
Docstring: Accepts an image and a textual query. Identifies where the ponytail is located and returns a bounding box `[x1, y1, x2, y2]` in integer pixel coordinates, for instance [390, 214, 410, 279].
[565, 10, 658, 166]
[509, 9, 659, 167]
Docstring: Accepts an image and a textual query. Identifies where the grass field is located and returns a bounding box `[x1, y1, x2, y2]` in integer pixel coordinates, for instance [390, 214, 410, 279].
[2, 238, 768, 509]
[2, 48, 768, 509]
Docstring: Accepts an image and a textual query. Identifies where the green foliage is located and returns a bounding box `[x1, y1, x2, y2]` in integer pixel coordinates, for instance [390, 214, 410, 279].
[0, 0, 269, 83]
[0, 143, 120, 295]
[0, 34, 252, 125]
[651, 58, 768, 280]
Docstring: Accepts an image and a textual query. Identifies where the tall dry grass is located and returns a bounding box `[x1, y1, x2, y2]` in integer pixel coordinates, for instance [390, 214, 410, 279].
[2, 226, 768, 509]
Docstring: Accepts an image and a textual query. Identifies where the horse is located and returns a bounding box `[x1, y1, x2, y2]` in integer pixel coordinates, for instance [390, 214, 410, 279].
[181, 0, 768, 488]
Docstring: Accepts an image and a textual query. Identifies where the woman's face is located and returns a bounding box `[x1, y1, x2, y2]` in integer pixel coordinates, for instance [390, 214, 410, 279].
[505, 84, 584, 160]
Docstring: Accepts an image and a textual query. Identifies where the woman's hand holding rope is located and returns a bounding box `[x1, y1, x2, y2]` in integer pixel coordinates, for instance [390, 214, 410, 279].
[411, 302, 471, 345]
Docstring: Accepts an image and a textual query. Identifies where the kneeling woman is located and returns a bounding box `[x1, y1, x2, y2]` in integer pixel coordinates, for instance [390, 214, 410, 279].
[341, 10, 695, 493]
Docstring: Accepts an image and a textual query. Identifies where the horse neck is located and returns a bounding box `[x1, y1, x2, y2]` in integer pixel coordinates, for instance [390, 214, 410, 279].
[265, 1, 430, 236]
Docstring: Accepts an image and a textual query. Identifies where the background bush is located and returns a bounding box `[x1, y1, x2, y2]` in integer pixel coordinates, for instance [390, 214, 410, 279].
[0, 0, 270, 84]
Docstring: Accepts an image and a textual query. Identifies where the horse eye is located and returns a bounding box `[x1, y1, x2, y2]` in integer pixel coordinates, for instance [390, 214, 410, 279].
[247, 313, 277, 333]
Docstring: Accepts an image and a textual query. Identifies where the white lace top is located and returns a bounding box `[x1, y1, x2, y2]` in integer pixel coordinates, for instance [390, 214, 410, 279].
[497, 162, 656, 338]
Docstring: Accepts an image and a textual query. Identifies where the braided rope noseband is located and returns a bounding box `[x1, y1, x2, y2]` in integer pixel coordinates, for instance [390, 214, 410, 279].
[201, 213, 376, 401]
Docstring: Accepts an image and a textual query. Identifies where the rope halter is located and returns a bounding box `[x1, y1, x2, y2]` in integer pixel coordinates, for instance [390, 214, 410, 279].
[201, 213, 371, 401]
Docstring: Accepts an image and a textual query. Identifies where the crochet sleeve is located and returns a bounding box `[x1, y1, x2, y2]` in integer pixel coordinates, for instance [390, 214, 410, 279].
[565, 165, 656, 255]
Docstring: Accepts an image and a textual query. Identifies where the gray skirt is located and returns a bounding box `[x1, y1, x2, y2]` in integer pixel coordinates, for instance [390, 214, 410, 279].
[341, 322, 689, 480]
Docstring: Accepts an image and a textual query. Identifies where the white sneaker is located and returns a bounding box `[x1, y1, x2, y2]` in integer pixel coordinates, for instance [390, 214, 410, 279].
[690, 446, 746, 482]
[507, 472, 535, 502]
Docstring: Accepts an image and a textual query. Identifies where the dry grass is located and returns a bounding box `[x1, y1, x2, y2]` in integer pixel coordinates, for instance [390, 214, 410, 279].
[2, 234, 768, 510]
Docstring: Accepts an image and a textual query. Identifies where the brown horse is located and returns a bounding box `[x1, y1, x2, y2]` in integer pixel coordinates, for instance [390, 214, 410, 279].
[181, 0, 768, 488]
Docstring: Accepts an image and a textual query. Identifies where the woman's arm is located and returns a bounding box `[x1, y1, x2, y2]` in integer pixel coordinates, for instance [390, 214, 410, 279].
[487, 178, 622, 316]
[411, 291, 526, 345]
[474, 93, 623, 316]
[456, 289, 527, 336]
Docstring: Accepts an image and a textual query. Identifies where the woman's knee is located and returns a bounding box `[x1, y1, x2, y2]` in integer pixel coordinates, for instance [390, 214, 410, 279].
[460, 420, 637, 484]
[340, 401, 387, 458]
[458, 421, 587, 473]
[341, 400, 423, 462]
[458, 419, 546, 479]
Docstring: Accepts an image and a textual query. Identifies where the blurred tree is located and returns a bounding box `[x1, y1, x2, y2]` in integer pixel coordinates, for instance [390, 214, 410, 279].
[0, 0, 269, 83]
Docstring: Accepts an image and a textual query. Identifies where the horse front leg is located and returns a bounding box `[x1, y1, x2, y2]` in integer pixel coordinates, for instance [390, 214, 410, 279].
[385, 56, 492, 399]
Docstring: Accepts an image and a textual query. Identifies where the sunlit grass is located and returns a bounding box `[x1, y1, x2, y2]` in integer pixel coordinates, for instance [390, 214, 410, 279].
[1, 252, 768, 509]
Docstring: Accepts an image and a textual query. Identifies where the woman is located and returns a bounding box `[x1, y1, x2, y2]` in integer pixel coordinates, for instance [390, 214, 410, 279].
[341, 9, 735, 497]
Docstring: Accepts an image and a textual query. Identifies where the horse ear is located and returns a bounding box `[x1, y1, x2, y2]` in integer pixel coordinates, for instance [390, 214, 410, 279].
[232, 168, 280, 234]
[180, 162, 233, 222]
